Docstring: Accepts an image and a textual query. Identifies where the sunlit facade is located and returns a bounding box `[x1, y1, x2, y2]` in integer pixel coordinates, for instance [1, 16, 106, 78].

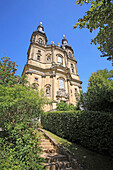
[22, 22, 82, 111]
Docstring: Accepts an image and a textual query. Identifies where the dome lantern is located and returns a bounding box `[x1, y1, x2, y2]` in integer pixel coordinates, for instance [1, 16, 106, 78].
[62, 35, 68, 45]
[37, 22, 44, 32]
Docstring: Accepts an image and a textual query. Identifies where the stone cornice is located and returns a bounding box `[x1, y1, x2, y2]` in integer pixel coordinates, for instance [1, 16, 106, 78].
[67, 57, 77, 63]
[28, 42, 77, 63]
[28, 58, 52, 64]
[25, 63, 82, 85]
[70, 78, 82, 85]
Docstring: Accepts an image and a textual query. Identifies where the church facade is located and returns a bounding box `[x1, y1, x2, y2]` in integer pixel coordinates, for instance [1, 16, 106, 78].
[22, 23, 82, 111]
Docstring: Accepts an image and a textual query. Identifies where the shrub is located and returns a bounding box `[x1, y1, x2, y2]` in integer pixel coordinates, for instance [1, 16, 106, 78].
[0, 84, 47, 129]
[41, 111, 113, 156]
[56, 101, 76, 111]
[0, 121, 44, 169]
[0, 84, 47, 169]
[0, 56, 47, 169]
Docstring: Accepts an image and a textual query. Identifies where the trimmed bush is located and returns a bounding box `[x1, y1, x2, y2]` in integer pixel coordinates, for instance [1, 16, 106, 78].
[41, 111, 113, 156]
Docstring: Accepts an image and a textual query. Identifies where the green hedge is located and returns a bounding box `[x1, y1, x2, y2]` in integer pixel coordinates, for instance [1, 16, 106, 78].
[41, 111, 113, 156]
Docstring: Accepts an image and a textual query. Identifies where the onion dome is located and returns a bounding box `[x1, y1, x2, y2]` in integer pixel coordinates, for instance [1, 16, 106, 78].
[62, 35, 68, 45]
[32, 22, 47, 43]
[37, 22, 45, 33]
[61, 35, 73, 52]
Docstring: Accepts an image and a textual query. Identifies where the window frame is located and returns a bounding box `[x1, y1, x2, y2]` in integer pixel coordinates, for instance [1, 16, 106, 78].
[34, 78, 38, 81]
[57, 55, 63, 64]
[72, 68, 74, 73]
[37, 55, 40, 61]
[38, 38, 43, 44]
[45, 85, 51, 97]
[47, 56, 51, 62]
[69, 52, 72, 58]
[59, 78, 65, 90]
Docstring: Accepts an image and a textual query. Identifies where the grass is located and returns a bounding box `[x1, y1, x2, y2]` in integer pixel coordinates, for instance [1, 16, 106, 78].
[43, 129, 113, 170]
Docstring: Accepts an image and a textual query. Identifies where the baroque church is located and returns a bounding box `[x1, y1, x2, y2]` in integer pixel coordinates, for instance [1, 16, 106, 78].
[22, 22, 82, 111]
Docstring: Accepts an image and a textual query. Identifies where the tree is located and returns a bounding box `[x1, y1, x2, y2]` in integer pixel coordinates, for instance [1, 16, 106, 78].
[0, 57, 47, 169]
[0, 86, 46, 169]
[0, 56, 47, 128]
[0, 56, 27, 86]
[74, 0, 113, 65]
[80, 69, 113, 111]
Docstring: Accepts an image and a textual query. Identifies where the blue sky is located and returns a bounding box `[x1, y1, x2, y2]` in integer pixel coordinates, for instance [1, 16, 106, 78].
[0, 0, 112, 92]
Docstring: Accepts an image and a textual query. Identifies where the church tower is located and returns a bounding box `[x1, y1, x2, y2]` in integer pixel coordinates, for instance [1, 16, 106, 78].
[22, 22, 82, 111]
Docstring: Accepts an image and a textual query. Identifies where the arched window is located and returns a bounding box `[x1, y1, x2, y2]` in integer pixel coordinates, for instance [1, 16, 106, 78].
[71, 64, 73, 68]
[46, 86, 50, 96]
[34, 77, 38, 81]
[47, 56, 51, 61]
[38, 50, 41, 53]
[32, 36, 35, 42]
[37, 55, 40, 61]
[72, 68, 74, 73]
[58, 55, 63, 64]
[75, 88, 77, 92]
[59, 78, 64, 89]
[69, 52, 72, 58]
[71, 64, 74, 73]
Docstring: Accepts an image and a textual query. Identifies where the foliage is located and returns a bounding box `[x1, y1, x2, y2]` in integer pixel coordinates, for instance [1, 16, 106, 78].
[0, 121, 44, 170]
[0, 56, 27, 86]
[0, 84, 46, 169]
[42, 111, 80, 139]
[74, 0, 113, 64]
[0, 84, 47, 129]
[41, 110, 113, 156]
[44, 129, 113, 170]
[56, 101, 76, 111]
[79, 69, 113, 112]
[0, 56, 47, 169]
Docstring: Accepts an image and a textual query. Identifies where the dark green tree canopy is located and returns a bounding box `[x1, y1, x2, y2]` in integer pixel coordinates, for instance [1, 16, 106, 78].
[74, 0, 113, 65]
[79, 69, 113, 112]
